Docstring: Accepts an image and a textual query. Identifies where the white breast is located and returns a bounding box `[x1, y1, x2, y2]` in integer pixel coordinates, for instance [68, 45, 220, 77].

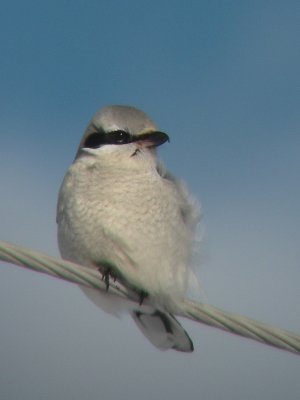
[57, 155, 197, 310]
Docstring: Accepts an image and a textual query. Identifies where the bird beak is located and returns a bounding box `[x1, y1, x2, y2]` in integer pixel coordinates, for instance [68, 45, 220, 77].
[135, 131, 170, 148]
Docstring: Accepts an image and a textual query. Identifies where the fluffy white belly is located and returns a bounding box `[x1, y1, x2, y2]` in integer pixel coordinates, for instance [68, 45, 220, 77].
[57, 163, 193, 307]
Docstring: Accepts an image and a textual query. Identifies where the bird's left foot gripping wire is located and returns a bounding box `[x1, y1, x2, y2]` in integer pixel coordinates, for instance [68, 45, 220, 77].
[97, 263, 117, 291]
[138, 290, 148, 306]
[97, 262, 148, 304]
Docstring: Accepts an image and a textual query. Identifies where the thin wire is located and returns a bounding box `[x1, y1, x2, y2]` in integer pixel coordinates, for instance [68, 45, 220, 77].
[0, 240, 299, 355]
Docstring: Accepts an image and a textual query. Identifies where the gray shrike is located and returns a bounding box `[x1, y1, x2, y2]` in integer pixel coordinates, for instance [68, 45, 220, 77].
[57, 105, 201, 352]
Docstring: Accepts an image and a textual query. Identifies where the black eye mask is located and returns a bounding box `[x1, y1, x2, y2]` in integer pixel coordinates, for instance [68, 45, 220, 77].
[83, 130, 131, 148]
[83, 130, 169, 149]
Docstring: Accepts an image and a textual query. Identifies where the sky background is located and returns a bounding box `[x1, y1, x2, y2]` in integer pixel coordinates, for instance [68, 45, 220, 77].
[0, 0, 299, 399]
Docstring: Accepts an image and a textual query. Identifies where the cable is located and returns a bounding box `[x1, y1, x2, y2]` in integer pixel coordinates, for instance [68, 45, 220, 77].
[0, 240, 299, 355]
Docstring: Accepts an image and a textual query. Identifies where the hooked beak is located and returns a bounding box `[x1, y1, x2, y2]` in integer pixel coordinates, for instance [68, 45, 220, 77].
[135, 131, 170, 148]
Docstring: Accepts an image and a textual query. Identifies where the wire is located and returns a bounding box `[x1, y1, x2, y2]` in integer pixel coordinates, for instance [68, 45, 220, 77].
[0, 240, 299, 355]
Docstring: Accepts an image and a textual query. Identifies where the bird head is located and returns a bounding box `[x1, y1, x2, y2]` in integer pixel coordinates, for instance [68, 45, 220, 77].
[75, 105, 169, 169]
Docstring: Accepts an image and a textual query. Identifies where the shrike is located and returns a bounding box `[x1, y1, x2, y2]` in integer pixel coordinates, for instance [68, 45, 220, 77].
[57, 105, 200, 352]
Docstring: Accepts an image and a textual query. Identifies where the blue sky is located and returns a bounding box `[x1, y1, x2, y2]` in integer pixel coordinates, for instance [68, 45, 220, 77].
[1, 1, 299, 399]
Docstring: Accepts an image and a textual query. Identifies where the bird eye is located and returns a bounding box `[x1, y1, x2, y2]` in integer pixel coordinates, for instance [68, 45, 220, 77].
[82, 130, 131, 149]
[107, 130, 130, 144]
[83, 132, 105, 148]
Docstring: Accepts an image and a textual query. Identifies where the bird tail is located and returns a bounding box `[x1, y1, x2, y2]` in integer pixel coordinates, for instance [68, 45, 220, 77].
[132, 309, 194, 352]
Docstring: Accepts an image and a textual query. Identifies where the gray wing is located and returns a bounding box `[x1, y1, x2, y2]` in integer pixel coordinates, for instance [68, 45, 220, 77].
[157, 161, 201, 230]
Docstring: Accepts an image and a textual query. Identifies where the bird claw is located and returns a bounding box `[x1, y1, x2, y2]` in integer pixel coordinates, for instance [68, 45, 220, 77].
[98, 266, 117, 291]
[97, 264, 148, 304]
[139, 290, 148, 305]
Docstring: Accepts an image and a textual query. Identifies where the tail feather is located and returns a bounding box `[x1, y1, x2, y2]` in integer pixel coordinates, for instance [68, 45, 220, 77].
[132, 309, 194, 352]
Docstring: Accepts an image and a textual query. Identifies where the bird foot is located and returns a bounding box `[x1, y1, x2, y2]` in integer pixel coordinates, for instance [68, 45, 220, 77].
[138, 290, 148, 306]
[98, 266, 117, 291]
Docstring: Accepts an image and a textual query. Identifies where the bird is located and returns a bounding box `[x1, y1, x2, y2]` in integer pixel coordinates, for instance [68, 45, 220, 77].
[57, 105, 201, 352]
